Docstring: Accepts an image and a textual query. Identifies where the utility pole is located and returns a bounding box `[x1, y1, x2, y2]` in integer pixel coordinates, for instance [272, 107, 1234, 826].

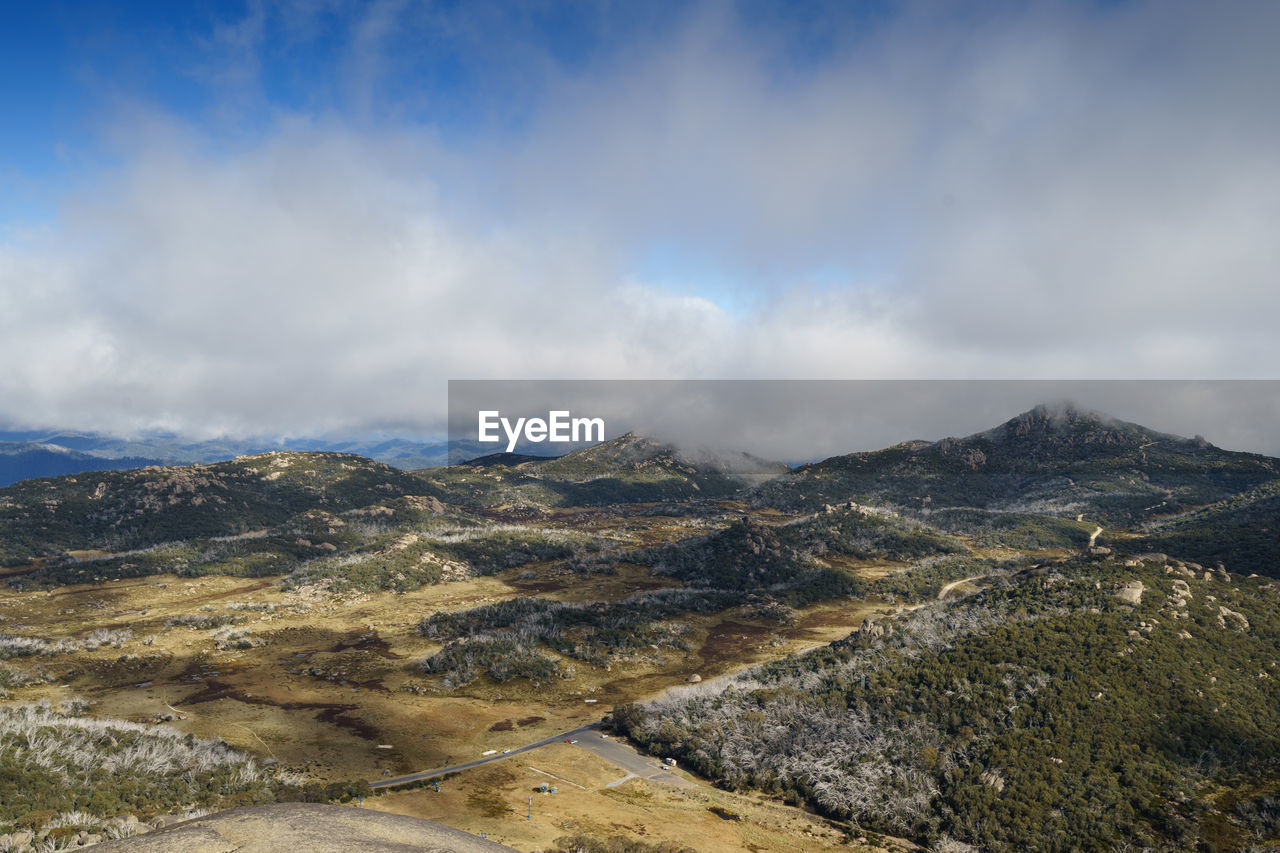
[527, 796, 533, 819]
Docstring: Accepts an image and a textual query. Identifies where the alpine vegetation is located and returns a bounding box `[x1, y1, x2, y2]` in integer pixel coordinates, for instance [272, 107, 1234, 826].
[0, 700, 304, 837]
[0, 629, 133, 659]
[615, 556, 1280, 851]
[416, 588, 731, 687]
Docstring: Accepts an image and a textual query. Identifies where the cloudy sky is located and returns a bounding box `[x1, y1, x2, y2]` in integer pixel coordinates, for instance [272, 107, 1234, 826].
[1, 0, 1277, 441]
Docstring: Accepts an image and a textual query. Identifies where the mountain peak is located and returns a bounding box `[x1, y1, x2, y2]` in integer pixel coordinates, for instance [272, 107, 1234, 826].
[973, 402, 1166, 449]
[1003, 402, 1114, 433]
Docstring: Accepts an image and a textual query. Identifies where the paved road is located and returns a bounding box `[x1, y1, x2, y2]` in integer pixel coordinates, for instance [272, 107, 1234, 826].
[371, 721, 691, 791]
[371, 722, 602, 789]
[571, 730, 692, 788]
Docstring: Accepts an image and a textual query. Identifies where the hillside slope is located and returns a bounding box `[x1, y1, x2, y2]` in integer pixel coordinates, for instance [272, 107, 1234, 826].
[751, 405, 1278, 525]
[1140, 478, 1280, 576]
[0, 452, 427, 564]
[418, 433, 787, 507]
[616, 552, 1280, 852]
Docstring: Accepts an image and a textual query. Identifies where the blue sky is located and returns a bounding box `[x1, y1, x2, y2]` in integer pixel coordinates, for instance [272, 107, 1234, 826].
[1, 1, 1278, 438]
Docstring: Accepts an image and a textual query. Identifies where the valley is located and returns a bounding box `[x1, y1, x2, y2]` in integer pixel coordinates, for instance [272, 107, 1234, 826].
[2, 405, 1279, 851]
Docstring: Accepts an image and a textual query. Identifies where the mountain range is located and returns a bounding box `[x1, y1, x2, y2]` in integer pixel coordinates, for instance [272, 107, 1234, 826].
[0, 429, 461, 487]
[3, 404, 1280, 852]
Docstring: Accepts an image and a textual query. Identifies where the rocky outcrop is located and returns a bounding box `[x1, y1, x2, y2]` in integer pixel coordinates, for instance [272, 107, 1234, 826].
[1115, 581, 1145, 605]
[857, 616, 890, 640]
[1217, 606, 1250, 633]
[91, 803, 517, 853]
[1164, 579, 1193, 619]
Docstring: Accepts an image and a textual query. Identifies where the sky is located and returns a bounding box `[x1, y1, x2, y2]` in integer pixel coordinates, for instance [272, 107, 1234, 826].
[1, 0, 1278, 443]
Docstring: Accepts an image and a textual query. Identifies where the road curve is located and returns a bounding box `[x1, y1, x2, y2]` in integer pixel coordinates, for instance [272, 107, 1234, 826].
[371, 722, 602, 789]
[937, 575, 984, 601]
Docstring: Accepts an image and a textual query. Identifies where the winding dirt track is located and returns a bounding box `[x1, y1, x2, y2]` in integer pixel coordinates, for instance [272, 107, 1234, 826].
[937, 575, 984, 601]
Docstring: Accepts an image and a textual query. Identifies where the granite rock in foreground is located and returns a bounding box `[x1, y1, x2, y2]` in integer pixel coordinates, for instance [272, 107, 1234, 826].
[91, 803, 518, 853]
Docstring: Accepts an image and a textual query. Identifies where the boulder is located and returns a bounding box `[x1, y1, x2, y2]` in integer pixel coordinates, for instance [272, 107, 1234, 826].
[1115, 581, 1144, 605]
[1217, 606, 1250, 632]
[858, 617, 889, 640]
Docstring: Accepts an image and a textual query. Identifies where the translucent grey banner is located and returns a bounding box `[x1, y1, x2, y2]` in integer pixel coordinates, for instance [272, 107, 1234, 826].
[447, 380, 1280, 464]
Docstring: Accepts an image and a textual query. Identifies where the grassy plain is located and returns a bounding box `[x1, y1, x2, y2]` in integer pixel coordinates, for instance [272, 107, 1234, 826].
[0, 510, 902, 851]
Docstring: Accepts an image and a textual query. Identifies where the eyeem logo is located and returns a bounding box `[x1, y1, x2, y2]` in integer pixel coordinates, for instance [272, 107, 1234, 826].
[478, 411, 606, 452]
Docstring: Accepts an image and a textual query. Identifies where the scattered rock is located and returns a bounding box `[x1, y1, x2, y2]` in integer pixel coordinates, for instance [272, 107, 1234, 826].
[686, 673, 702, 683]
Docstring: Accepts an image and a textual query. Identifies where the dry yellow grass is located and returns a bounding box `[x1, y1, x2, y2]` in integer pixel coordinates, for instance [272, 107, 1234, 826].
[365, 744, 901, 853]
[0, 510, 901, 850]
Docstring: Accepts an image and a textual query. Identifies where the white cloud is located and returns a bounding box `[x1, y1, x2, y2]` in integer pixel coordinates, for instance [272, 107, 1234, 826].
[1, 1, 1278, 437]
